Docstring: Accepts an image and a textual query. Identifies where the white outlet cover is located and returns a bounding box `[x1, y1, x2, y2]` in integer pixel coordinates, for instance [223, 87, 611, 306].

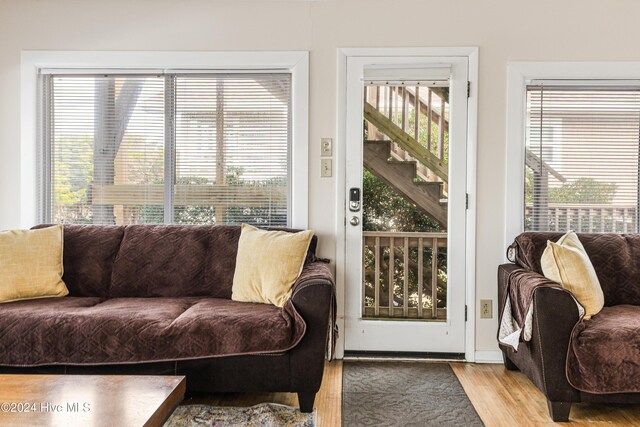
[321, 138, 333, 157]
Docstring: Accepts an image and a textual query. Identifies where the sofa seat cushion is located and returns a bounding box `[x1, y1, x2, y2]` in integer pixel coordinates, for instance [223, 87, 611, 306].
[0, 297, 305, 366]
[567, 304, 640, 394]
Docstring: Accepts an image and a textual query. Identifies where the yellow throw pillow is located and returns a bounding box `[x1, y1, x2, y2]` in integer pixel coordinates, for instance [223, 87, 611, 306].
[555, 230, 587, 253]
[232, 224, 314, 307]
[541, 231, 604, 319]
[0, 225, 69, 303]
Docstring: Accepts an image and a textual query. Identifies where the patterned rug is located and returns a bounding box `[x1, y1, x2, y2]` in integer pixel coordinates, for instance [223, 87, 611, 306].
[342, 361, 484, 427]
[164, 403, 316, 427]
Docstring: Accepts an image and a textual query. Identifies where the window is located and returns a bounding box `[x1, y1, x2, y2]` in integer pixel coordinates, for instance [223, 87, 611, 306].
[524, 82, 640, 233]
[40, 72, 291, 227]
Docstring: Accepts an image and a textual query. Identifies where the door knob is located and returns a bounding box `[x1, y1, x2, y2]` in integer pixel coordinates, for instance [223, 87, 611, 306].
[349, 216, 360, 226]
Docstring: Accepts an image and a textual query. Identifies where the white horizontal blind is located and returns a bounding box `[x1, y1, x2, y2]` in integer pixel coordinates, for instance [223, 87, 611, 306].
[41, 72, 291, 227]
[173, 74, 290, 226]
[525, 83, 640, 232]
[45, 75, 165, 225]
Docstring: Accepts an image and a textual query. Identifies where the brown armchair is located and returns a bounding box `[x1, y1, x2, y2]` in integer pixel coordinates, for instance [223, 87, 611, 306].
[498, 232, 640, 422]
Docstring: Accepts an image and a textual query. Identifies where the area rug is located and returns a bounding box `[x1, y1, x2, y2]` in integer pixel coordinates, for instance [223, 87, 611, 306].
[342, 361, 484, 427]
[164, 403, 316, 427]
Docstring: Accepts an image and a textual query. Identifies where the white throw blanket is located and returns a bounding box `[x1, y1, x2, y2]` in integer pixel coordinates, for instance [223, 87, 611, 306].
[498, 293, 584, 351]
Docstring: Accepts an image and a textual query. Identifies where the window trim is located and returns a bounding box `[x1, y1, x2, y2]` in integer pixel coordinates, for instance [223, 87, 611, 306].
[21, 51, 309, 228]
[505, 61, 640, 257]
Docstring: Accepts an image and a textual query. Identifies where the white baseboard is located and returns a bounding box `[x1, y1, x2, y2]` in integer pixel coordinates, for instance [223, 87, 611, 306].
[474, 350, 503, 364]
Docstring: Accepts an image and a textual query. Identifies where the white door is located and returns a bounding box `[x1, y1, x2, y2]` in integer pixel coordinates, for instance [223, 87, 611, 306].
[344, 56, 469, 354]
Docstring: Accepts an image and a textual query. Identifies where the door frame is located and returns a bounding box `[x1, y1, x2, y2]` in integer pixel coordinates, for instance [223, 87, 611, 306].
[335, 47, 479, 361]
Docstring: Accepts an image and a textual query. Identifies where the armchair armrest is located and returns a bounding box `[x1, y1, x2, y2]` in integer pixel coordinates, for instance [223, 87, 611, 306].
[531, 280, 581, 402]
[498, 263, 580, 404]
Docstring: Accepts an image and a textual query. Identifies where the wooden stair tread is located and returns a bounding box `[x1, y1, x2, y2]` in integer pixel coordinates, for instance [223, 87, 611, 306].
[363, 140, 448, 226]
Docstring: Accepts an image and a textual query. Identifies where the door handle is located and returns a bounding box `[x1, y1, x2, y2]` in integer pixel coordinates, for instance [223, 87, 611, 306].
[349, 216, 360, 226]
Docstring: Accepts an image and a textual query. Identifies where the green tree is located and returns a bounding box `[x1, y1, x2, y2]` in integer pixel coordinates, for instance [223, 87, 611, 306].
[362, 170, 442, 233]
[139, 167, 287, 226]
[362, 170, 447, 315]
[525, 168, 617, 204]
[53, 136, 93, 224]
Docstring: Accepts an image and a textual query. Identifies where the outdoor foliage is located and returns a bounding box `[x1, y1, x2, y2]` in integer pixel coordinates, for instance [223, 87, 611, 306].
[53, 137, 286, 226]
[362, 170, 447, 314]
[139, 168, 287, 226]
[52, 136, 93, 224]
[363, 170, 442, 233]
[525, 169, 617, 204]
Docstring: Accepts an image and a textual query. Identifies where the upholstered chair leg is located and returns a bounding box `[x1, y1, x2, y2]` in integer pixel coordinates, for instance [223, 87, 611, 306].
[502, 352, 519, 371]
[297, 392, 316, 413]
[547, 400, 571, 422]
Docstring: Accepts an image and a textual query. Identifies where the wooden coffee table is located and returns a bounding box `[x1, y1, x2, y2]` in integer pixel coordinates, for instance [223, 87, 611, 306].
[0, 375, 185, 427]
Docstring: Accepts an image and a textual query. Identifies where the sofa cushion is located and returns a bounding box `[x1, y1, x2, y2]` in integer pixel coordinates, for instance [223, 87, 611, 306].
[109, 224, 317, 299]
[33, 224, 125, 297]
[232, 224, 314, 307]
[541, 232, 604, 319]
[0, 296, 306, 366]
[512, 232, 640, 306]
[0, 225, 68, 303]
[567, 305, 640, 394]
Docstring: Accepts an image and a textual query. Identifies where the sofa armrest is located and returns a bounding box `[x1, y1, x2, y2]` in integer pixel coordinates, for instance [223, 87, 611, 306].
[498, 263, 580, 402]
[289, 262, 335, 391]
[291, 262, 334, 301]
[531, 282, 581, 401]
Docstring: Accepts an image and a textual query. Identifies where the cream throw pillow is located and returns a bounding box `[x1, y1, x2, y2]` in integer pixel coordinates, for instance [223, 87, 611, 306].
[541, 231, 604, 319]
[0, 225, 68, 303]
[232, 224, 313, 307]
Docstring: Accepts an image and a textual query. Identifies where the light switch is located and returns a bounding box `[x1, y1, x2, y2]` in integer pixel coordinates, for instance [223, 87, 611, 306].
[321, 159, 332, 177]
[321, 138, 333, 157]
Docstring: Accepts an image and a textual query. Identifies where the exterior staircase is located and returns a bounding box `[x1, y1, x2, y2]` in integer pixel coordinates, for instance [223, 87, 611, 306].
[364, 140, 447, 227]
[363, 84, 449, 227]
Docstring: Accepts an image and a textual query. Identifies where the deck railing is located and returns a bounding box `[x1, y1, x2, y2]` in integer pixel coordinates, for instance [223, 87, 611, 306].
[362, 231, 447, 320]
[525, 205, 638, 233]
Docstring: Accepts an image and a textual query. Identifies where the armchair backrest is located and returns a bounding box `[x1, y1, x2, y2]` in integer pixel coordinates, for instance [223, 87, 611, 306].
[511, 232, 640, 306]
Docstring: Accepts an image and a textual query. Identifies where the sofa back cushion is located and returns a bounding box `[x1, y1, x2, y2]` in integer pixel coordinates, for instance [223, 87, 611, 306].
[109, 224, 317, 298]
[33, 224, 125, 297]
[511, 232, 640, 306]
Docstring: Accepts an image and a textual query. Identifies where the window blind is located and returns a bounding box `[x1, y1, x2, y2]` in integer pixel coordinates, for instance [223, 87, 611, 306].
[41, 72, 291, 227]
[173, 75, 290, 226]
[525, 83, 640, 233]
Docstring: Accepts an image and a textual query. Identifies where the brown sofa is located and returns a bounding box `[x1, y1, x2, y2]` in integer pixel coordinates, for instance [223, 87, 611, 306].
[498, 232, 640, 421]
[0, 224, 335, 412]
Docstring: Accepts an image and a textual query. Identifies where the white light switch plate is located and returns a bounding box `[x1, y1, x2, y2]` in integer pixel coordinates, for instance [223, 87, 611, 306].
[321, 159, 332, 177]
[321, 138, 333, 157]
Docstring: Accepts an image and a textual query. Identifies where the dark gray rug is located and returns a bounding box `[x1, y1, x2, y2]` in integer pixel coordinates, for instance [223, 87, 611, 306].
[342, 361, 484, 427]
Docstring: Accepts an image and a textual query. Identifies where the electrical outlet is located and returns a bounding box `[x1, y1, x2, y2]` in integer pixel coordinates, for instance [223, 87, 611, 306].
[321, 138, 333, 157]
[320, 159, 332, 177]
[480, 299, 493, 319]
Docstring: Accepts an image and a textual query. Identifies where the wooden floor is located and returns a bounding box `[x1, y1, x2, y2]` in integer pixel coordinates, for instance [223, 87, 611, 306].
[185, 360, 640, 426]
[452, 363, 640, 427]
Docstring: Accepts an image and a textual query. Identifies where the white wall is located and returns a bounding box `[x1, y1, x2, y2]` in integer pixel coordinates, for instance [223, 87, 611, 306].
[1, 0, 639, 354]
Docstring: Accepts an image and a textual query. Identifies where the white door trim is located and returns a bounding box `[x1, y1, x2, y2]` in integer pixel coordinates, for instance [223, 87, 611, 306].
[335, 47, 478, 361]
